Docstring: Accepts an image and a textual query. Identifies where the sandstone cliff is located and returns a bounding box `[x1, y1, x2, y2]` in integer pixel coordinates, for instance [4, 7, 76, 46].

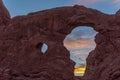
[0, 1, 120, 80]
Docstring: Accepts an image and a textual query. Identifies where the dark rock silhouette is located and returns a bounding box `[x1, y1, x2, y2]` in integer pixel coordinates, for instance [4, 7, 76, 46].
[0, 0, 10, 26]
[0, 0, 120, 80]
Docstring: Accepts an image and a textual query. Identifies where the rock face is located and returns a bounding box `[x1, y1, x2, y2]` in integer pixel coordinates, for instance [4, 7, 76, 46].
[0, 0, 10, 26]
[0, 1, 120, 80]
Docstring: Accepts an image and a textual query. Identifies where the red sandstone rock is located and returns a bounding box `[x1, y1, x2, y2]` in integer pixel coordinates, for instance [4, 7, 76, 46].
[0, 0, 10, 26]
[0, 1, 120, 80]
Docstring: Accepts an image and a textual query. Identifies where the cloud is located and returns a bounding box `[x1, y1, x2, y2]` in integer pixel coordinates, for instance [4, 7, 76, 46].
[114, 0, 120, 3]
[64, 36, 96, 66]
[65, 27, 97, 41]
[74, 0, 106, 5]
[75, 0, 120, 7]
[64, 27, 97, 66]
[113, 0, 120, 6]
[64, 38, 95, 50]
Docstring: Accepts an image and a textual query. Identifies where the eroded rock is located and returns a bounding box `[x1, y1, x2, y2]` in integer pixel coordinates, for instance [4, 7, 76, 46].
[0, 1, 120, 80]
[0, 0, 10, 26]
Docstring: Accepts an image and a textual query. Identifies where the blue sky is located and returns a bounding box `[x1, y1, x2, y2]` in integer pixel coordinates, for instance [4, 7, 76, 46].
[3, 0, 120, 17]
[3, 0, 120, 67]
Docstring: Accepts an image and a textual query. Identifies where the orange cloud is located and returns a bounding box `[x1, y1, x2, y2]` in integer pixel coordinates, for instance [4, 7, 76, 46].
[64, 38, 96, 63]
[64, 38, 95, 50]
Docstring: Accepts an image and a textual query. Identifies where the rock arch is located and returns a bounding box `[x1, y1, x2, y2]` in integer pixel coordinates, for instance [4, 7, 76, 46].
[0, 0, 120, 80]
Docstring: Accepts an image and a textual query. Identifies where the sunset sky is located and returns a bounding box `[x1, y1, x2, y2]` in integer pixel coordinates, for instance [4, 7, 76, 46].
[3, 0, 120, 67]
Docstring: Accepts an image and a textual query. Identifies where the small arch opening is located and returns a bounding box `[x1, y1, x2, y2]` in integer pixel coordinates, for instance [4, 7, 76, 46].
[64, 26, 97, 76]
[41, 43, 48, 54]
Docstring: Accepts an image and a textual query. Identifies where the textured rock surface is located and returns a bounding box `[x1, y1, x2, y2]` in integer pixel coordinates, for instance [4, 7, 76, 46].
[0, 0, 10, 26]
[0, 0, 120, 80]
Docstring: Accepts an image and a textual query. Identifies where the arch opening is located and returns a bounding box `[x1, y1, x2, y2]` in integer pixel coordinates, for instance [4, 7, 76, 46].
[64, 26, 97, 76]
[41, 43, 48, 54]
